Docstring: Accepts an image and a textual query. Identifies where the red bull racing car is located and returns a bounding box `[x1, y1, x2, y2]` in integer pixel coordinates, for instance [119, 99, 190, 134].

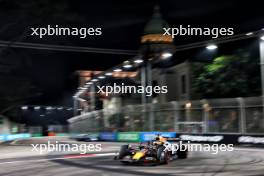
[115, 135, 188, 165]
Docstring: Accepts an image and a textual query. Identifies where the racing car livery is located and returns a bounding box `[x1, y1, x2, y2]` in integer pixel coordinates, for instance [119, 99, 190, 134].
[116, 135, 188, 165]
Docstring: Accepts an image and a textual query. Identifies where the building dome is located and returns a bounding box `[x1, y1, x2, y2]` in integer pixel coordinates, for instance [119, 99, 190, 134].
[141, 6, 173, 44]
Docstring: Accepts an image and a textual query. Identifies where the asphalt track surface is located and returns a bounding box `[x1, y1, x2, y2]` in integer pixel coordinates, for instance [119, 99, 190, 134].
[0, 142, 264, 176]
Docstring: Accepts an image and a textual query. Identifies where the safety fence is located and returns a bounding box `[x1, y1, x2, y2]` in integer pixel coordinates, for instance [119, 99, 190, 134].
[69, 132, 264, 145]
[69, 96, 264, 135]
[0, 133, 31, 141]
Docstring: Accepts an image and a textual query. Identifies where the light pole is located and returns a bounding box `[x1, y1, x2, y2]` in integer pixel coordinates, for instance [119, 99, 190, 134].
[73, 96, 78, 116]
[140, 59, 152, 104]
[90, 83, 96, 111]
[140, 63, 147, 105]
[140, 58, 149, 131]
[259, 37, 264, 115]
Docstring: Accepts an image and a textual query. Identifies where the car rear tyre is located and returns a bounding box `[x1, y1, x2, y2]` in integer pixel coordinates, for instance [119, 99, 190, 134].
[157, 146, 170, 164]
[119, 145, 129, 159]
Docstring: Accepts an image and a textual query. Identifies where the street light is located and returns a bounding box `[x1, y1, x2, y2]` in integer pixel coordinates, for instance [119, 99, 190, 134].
[134, 59, 143, 63]
[46, 106, 53, 110]
[261, 35, 264, 41]
[206, 44, 218, 50]
[98, 76, 105, 79]
[91, 78, 98, 82]
[79, 87, 87, 90]
[113, 68, 122, 72]
[161, 52, 173, 59]
[77, 98, 86, 102]
[123, 64, 132, 68]
[105, 72, 112, 76]
[21, 106, 28, 110]
[123, 61, 133, 68]
[246, 32, 254, 36]
[78, 89, 85, 94]
[34, 106, 40, 110]
[185, 102, 192, 109]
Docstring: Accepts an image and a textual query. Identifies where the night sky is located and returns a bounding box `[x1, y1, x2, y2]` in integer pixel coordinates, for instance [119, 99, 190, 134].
[0, 0, 264, 110]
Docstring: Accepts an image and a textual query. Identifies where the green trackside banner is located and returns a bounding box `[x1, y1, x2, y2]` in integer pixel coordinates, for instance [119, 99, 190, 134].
[117, 132, 140, 142]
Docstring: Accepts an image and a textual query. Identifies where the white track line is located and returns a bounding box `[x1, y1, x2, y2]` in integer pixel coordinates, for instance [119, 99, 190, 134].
[0, 152, 116, 165]
[234, 147, 264, 152]
[1, 147, 263, 165]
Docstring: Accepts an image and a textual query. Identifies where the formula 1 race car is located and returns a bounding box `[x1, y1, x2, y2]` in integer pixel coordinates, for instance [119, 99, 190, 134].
[71, 133, 99, 142]
[115, 135, 188, 165]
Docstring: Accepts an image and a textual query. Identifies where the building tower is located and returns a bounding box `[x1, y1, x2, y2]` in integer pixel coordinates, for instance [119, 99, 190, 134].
[140, 5, 174, 55]
[139, 6, 175, 104]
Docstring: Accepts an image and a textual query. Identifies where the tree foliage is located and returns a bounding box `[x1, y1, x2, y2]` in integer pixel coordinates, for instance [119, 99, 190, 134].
[193, 53, 261, 98]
